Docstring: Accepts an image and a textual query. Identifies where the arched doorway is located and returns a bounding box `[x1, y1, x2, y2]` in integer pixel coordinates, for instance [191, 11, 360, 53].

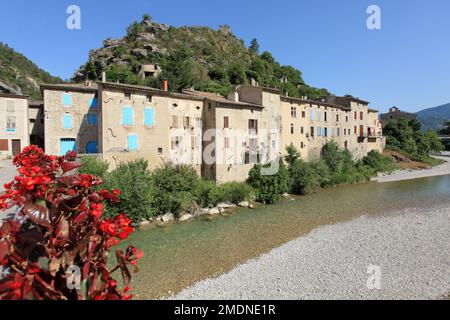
[86, 141, 97, 154]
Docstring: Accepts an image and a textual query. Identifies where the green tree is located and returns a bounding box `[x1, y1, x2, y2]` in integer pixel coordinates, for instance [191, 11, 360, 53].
[247, 160, 290, 204]
[249, 38, 260, 55]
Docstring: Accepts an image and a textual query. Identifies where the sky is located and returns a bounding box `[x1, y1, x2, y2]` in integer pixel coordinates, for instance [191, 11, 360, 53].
[1, 0, 450, 113]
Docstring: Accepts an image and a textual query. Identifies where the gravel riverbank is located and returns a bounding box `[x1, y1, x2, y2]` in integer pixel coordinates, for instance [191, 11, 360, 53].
[173, 205, 450, 300]
[374, 153, 450, 183]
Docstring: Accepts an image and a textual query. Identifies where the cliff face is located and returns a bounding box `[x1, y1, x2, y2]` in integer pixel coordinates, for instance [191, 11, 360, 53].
[74, 17, 330, 99]
[0, 43, 62, 100]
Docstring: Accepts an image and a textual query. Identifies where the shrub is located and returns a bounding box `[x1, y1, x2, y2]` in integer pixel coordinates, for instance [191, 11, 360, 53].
[194, 179, 217, 208]
[310, 159, 332, 187]
[79, 156, 109, 178]
[362, 150, 397, 173]
[150, 164, 199, 216]
[102, 160, 153, 223]
[247, 160, 290, 204]
[321, 141, 344, 173]
[289, 160, 320, 195]
[0, 146, 142, 300]
[221, 182, 253, 204]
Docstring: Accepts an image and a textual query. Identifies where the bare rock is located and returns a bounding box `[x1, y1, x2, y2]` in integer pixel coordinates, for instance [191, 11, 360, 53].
[238, 201, 250, 208]
[208, 208, 220, 215]
[161, 213, 175, 223]
[179, 214, 193, 222]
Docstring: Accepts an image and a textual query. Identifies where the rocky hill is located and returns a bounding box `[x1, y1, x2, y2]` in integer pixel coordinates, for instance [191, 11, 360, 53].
[0, 42, 62, 100]
[74, 15, 330, 99]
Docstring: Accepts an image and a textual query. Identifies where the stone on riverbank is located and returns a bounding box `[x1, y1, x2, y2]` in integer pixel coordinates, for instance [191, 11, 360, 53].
[161, 213, 175, 223]
[208, 208, 220, 215]
[238, 201, 250, 208]
[179, 214, 193, 222]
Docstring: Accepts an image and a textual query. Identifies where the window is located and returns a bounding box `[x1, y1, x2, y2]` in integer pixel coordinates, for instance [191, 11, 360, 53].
[317, 126, 322, 137]
[122, 106, 134, 126]
[317, 111, 321, 122]
[124, 92, 131, 100]
[63, 93, 72, 107]
[6, 116, 16, 132]
[60, 138, 76, 156]
[354, 126, 357, 134]
[301, 127, 304, 134]
[324, 112, 328, 122]
[87, 114, 97, 125]
[63, 114, 73, 129]
[360, 125, 364, 137]
[89, 97, 97, 108]
[224, 137, 231, 149]
[6, 100, 15, 112]
[144, 107, 155, 127]
[310, 127, 314, 137]
[249, 138, 258, 152]
[249, 119, 258, 135]
[331, 128, 335, 137]
[346, 116, 349, 122]
[302, 111, 306, 118]
[127, 134, 138, 151]
[183, 116, 191, 128]
[171, 136, 181, 150]
[157, 148, 163, 155]
[301, 142, 304, 149]
[291, 106, 297, 118]
[344, 129, 346, 135]
[172, 116, 179, 128]
[360, 112, 363, 120]
[354, 111, 357, 120]
[324, 127, 328, 137]
[310, 110, 314, 121]
[224, 116, 229, 129]
[336, 114, 339, 122]
[337, 128, 340, 136]
[290, 123, 294, 134]
[146, 95, 152, 103]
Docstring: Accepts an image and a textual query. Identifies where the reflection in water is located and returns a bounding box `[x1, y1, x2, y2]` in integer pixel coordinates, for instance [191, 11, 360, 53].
[120, 175, 450, 299]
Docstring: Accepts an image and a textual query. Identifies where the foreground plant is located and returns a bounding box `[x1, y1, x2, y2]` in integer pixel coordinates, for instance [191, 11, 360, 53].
[0, 146, 142, 300]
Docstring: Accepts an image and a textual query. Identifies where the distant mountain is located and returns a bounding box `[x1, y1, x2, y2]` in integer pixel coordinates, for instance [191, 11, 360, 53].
[74, 15, 330, 99]
[416, 103, 450, 132]
[0, 42, 62, 100]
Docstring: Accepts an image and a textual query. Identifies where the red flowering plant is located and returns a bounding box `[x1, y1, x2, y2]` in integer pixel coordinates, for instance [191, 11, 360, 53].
[0, 145, 142, 300]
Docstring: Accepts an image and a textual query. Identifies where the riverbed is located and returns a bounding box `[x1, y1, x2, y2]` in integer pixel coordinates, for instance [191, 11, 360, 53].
[120, 174, 450, 299]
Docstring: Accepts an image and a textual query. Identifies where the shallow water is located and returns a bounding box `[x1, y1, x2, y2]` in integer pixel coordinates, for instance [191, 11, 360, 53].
[119, 175, 450, 299]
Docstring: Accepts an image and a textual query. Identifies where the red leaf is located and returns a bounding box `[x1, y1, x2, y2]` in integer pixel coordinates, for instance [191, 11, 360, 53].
[115, 250, 131, 286]
[21, 200, 51, 228]
[0, 239, 9, 261]
[61, 161, 81, 174]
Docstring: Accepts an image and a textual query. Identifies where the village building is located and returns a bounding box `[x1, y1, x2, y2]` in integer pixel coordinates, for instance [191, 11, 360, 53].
[380, 106, 417, 128]
[41, 83, 99, 156]
[37, 81, 384, 182]
[0, 93, 29, 159]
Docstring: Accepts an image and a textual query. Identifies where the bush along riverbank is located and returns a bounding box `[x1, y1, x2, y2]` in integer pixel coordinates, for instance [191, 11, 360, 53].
[247, 142, 398, 204]
[79, 142, 397, 227]
[79, 157, 254, 226]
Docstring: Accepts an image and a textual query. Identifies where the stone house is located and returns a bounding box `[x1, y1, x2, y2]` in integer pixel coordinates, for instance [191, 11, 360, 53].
[0, 93, 29, 159]
[380, 106, 417, 128]
[41, 83, 99, 156]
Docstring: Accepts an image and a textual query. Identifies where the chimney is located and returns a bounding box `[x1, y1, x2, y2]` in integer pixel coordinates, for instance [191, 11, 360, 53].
[102, 71, 106, 83]
[251, 78, 257, 86]
[228, 91, 239, 102]
[163, 79, 168, 92]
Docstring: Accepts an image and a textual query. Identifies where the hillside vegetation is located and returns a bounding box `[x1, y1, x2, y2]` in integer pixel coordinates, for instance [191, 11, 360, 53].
[74, 15, 330, 99]
[0, 43, 62, 100]
[416, 103, 450, 132]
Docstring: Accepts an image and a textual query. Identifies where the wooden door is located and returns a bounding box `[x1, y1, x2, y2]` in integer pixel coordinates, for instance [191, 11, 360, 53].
[12, 139, 21, 156]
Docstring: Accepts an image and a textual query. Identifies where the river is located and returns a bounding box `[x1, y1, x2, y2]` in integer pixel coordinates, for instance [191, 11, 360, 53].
[119, 175, 450, 299]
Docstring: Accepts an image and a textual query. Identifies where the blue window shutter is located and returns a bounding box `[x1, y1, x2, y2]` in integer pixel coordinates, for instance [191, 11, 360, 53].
[127, 135, 138, 151]
[88, 114, 98, 125]
[63, 114, 73, 129]
[89, 98, 97, 108]
[310, 111, 314, 121]
[144, 107, 155, 127]
[63, 93, 73, 106]
[122, 106, 133, 125]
